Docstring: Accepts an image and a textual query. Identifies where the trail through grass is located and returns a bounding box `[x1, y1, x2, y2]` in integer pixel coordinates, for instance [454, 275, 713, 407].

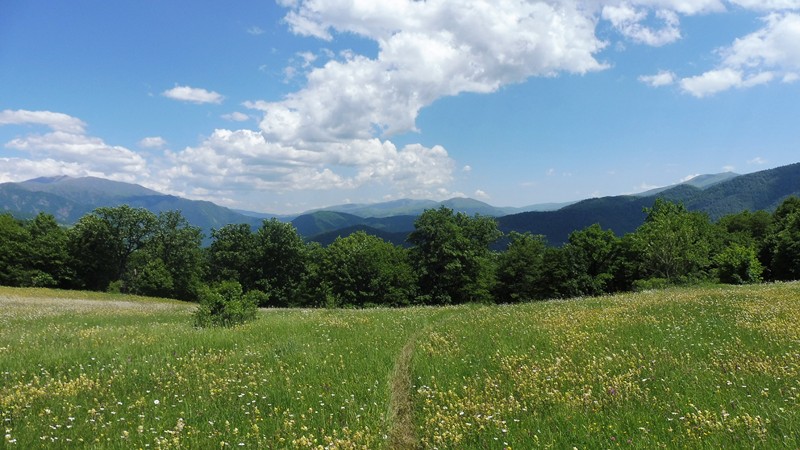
[2, 283, 799, 448]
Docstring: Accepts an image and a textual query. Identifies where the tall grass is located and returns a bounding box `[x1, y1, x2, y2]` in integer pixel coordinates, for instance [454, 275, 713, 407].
[412, 283, 800, 448]
[2, 283, 799, 448]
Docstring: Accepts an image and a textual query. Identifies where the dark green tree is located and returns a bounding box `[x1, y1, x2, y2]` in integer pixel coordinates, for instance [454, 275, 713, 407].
[252, 219, 308, 306]
[536, 246, 585, 299]
[207, 223, 258, 288]
[494, 232, 547, 302]
[714, 243, 763, 284]
[409, 207, 501, 304]
[765, 196, 800, 281]
[0, 213, 30, 286]
[322, 231, 416, 307]
[630, 199, 714, 283]
[68, 205, 157, 291]
[23, 213, 70, 287]
[67, 214, 116, 290]
[127, 211, 204, 300]
[564, 223, 619, 296]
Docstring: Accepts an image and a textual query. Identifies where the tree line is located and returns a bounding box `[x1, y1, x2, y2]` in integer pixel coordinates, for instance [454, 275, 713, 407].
[1, 197, 799, 307]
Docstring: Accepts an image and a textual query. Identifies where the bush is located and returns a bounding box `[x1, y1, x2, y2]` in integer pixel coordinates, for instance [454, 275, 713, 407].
[714, 244, 763, 285]
[193, 281, 258, 328]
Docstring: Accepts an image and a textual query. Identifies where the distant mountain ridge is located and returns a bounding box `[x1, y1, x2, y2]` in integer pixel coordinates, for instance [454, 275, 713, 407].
[2, 162, 799, 247]
[498, 163, 800, 245]
[309, 197, 582, 218]
[634, 172, 740, 196]
[1, 176, 263, 240]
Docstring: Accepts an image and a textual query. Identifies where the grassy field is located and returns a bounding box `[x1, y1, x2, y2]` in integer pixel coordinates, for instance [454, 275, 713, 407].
[1, 283, 799, 448]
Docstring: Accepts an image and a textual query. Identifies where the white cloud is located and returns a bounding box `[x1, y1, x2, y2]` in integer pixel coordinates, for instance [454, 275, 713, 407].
[602, 5, 682, 46]
[1, 109, 149, 183]
[680, 68, 746, 97]
[729, 0, 800, 11]
[269, 0, 607, 143]
[139, 136, 167, 148]
[474, 189, 490, 200]
[680, 12, 800, 96]
[0, 109, 86, 133]
[7, 132, 147, 175]
[162, 129, 455, 199]
[162, 85, 224, 104]
[748, 156, 767, 164]
[221, 112, 250, 122]
[723, 165, 736, 172]
[639, 70, 677, 86]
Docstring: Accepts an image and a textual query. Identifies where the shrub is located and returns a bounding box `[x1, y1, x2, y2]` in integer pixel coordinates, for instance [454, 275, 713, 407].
[714, 244, 763, 285]
[193, 281, 258, 328]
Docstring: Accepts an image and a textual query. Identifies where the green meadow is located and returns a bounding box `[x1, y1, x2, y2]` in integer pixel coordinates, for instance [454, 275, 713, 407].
[2, 283, 799, 448]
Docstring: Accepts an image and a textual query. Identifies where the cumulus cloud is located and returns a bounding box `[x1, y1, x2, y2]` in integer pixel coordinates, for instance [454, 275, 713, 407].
[160, 0, 618, 205]
[474, 189, 490, 200]
[639, 70, 677, 86]
[139, 136, 167, 148]
[729, 0, 800, 11]
[680, 12, 800, 97]
[163, 129, 455, 198]
[602, 5, 682, 46]
[221, 112, 250, 122]
[0, 109, 86, 133]
[268, 0, 607, 143]
[0, 109, 148, 183]
[162, 85, 225, 104]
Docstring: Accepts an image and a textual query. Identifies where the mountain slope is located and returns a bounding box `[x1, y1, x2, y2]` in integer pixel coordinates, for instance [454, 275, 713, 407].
[18, 176, 162, 205]
[0, 182, 92, 222]
[312, 197, 516, 218]
[1, 177, 263, 240]
[635, 172, 740, 196]
[498, 163, 800, 245]
[683, 162, 800, 219]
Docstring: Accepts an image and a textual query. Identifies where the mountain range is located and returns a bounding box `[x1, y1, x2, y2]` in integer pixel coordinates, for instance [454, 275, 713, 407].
[2, 162, 799, 246]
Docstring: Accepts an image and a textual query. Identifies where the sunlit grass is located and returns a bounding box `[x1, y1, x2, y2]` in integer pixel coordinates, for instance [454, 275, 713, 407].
[2, 283, 799, 448]
[412, 283, 800, 448]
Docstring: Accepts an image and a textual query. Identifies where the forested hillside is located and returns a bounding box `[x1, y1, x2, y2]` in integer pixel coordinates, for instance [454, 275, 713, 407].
[2, 196, 799, 306]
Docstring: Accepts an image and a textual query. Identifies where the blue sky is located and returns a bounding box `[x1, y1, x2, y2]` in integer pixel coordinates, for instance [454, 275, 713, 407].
[2, 0, 800, 214]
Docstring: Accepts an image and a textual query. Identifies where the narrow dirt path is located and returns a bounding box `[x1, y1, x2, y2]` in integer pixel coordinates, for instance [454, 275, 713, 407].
[387, 332, 419, 449]
[387, 309, 456, 449]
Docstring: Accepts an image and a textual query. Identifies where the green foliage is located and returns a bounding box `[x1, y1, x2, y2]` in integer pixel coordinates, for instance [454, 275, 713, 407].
[126, 257, 175, 298]
[494, 232, 546, 302]
[764, 196, 800, 281]
[252, 219, 308, 306]
[68, 205, 158, 290]
[140, 211, 205, 300]
[208, 223, 258, 287]
[564, 223, 619, 296]
[193, 281, 258, 328]
[5, 193, 800, 306]
[630, 199, 714, 282]
[714, 243, 763, 284]
[0, 213, 31, 286]
[409, 207, 501, 304]
[322, 231, 417, 307]
[25, 213, 70, 286]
